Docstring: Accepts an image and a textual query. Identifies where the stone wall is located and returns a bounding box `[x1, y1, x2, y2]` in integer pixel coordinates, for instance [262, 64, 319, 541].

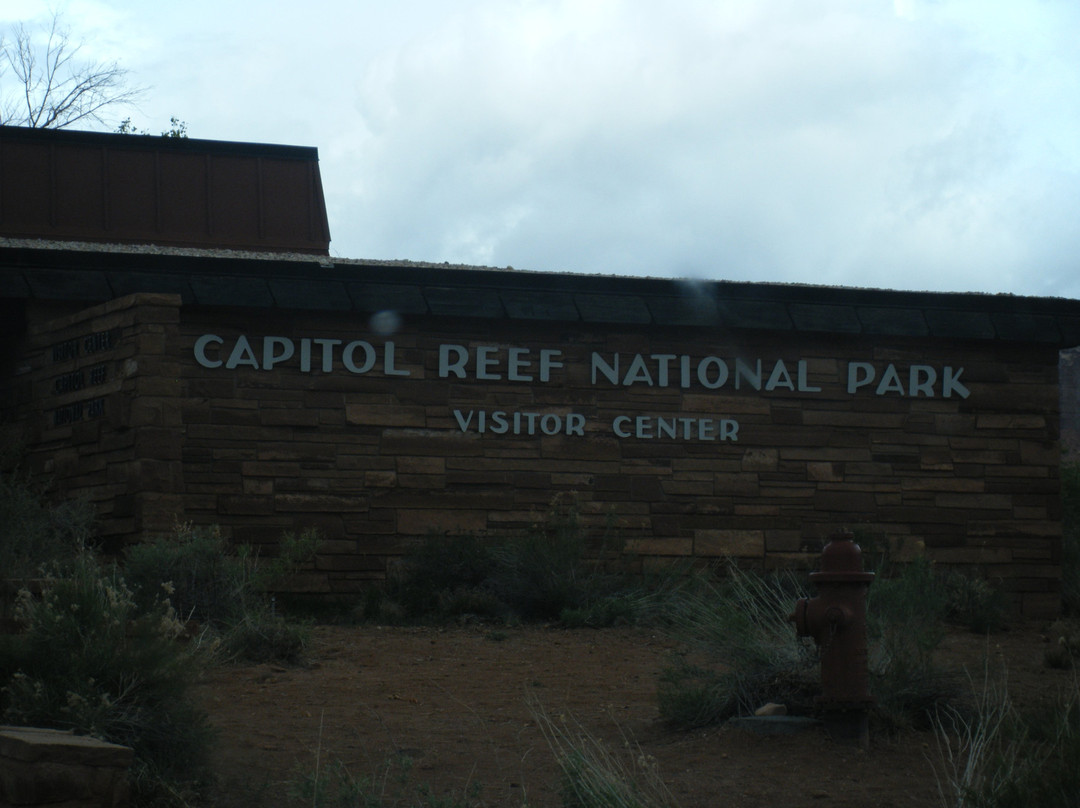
[4, 294, 185, 550]
[174, 306, 1063, 615]
[3, 295, 1066, 615]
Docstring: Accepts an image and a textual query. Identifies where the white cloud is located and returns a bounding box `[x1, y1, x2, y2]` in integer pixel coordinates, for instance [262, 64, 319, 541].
[8, 0, 1080, 296]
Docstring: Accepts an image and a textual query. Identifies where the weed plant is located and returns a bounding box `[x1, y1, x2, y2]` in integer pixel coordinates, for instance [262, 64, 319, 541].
[867, 556, 959, 728]
[940, 572, 1009, 634]
[933, 668, 1080, 808]
[656, 553, 969, 729]
[657, 565, 818, 726]
[0, 553, 213, 805]
[288, 751, 482, 808]
[372, 494, 636, 625]
[531, 699, 679, 808]
[0, 469, 95, 579]
[124, 521, 318, 663]
[380, 532, 501, 620]
[125, 522, 250, 626]
[0, 425, 97, 579]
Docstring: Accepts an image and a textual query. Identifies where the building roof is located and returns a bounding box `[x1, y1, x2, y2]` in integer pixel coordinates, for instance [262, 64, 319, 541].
[0, 126, 330, 255]
[3, 238, 1079, 346]
[2, 127, 1078, 346]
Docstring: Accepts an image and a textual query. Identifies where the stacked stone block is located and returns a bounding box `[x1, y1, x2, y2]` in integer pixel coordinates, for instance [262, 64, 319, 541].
[9, 295, 1068, 615]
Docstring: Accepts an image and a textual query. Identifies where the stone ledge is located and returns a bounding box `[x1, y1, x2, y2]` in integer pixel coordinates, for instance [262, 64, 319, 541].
[0, 726, 132, 808]
[0, 727, 132, 767]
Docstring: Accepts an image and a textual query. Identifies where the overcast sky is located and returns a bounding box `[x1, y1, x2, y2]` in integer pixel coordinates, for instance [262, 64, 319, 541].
[5, 1, 1080, 298]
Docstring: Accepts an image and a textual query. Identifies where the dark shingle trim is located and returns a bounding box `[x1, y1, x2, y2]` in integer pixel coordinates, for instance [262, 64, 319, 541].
[424, 287, 504, 318]
[500, 290, 580, 321]
[346, 283, 429, 315]
[788, 303, 862, 333]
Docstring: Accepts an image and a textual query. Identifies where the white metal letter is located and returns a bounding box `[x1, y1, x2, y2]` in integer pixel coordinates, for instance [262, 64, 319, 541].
[194, 334, 223, 368]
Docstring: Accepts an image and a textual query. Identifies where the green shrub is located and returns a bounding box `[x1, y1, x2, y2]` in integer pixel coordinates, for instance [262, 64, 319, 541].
[219, 605, 310, 665]
[531, 700, 677, 808]
[656, 565, 818, 726]
[933, 671, 1080, 808]
[868, 556, 960, 729]
[124, 521, 318, 663]
[383, 532, 500, 620]
[0, 469, 95, 579]
[378, 494, 636, 624]
[487, 530, 588, 621]
[0, 554, 213, 805]
[0, 425, 97, 579]
[655, 556, 962, 730]
[125, 522, 251, 627]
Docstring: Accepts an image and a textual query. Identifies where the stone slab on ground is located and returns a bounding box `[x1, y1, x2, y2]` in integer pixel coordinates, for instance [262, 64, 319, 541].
[0, 726, 132, 808]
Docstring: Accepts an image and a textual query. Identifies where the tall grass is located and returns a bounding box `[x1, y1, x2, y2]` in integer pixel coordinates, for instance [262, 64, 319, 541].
[932, 669, 1080, 808]
[531, 700, 679, 808]
[657, 565, 818, 726]
[0, 469, 95, 579]
[0, 553, 214, 806]
[288, 750, 483, 808]
[656, 555, 967, 729]
[868, 556, 961, 728]
[123, 521, 320, 663]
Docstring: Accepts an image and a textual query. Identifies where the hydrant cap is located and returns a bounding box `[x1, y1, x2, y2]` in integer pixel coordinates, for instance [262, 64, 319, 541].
[819, 533, 866, 574]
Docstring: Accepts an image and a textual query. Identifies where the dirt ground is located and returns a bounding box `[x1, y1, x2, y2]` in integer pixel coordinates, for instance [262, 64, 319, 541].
[197, 620, 1075, 808]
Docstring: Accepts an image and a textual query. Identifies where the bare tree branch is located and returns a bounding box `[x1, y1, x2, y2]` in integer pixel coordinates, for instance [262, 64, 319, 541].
[0, 11, 143, 129]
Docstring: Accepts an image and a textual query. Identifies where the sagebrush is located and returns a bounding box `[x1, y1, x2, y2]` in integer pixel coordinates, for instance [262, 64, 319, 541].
[370, 494, 634, 624]
[0, 554, 214, 805]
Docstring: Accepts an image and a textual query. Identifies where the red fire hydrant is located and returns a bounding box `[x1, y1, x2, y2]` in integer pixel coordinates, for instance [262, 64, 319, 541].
[790, 531, 875, 745]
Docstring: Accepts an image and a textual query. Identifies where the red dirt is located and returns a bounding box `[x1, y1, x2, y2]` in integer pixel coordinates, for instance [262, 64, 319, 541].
[198, 621, 1075, 808]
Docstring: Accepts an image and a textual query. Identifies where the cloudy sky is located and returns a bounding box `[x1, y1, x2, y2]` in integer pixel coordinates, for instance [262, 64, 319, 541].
[4, 1, 1080, 298]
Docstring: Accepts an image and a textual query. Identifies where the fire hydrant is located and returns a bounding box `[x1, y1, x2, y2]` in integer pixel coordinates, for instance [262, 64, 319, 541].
[790, 531, 875, 745]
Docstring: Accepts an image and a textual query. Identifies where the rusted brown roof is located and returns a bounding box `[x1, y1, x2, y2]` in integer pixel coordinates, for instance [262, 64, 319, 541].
[0, 126, 330, 255]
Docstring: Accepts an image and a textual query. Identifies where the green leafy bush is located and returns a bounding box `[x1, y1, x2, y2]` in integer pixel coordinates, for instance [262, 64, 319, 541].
[941, 570, 1008, 634]
[375, 494, 635, 624]
[123, 521, 319, 663]
[0, 470, 95, 579]
[0, 554, 213, 805]
[125, 522, 250, 626]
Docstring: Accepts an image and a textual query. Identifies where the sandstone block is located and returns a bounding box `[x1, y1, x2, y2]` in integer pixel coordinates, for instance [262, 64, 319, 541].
[397, 509, 488, 535]
[694, 529, 765, 558]
[741, 448, 778, 472]
[346, 404, 426, 427]
[275, 493, 369, 513]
